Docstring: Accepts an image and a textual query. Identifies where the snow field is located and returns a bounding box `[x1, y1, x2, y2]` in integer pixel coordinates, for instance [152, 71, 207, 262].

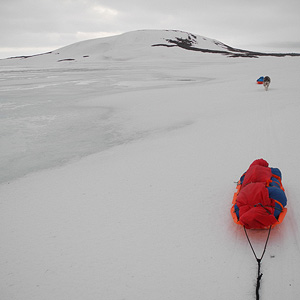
[1, 42, 300, 299]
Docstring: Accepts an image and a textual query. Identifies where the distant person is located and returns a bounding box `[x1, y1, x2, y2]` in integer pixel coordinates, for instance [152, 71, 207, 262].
[263, 76, 271, 91]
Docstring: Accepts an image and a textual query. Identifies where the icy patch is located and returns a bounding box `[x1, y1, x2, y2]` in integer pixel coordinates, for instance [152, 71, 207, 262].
[0, 63, 203, 183]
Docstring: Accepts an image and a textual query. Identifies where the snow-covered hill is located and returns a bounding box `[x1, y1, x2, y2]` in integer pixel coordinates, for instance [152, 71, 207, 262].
[1, 30, 300, 300]
[2, 30, 300, 66]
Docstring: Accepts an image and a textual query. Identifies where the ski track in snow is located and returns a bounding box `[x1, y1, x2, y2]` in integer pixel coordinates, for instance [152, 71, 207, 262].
[1, 52, 300, 300]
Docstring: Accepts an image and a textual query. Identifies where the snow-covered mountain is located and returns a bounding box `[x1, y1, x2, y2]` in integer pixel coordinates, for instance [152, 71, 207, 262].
[3, 29, 300, 65]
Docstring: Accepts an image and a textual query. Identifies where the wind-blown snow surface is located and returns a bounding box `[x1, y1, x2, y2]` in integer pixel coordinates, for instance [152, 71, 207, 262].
[1, 30, 300, 300]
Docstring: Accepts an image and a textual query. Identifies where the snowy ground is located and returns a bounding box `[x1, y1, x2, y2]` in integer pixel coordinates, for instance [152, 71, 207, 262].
[1, 35, 300, 299]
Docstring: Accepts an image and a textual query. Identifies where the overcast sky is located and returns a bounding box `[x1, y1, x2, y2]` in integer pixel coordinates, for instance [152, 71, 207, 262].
[1, 0, 300, 58]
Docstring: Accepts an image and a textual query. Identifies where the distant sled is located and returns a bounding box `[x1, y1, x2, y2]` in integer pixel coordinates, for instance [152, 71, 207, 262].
[231, 159, 287, 229]
[256, 76, 264, 84]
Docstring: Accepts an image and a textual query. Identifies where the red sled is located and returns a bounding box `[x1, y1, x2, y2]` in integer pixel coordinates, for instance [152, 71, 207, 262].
[231, 159, 287, 229]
